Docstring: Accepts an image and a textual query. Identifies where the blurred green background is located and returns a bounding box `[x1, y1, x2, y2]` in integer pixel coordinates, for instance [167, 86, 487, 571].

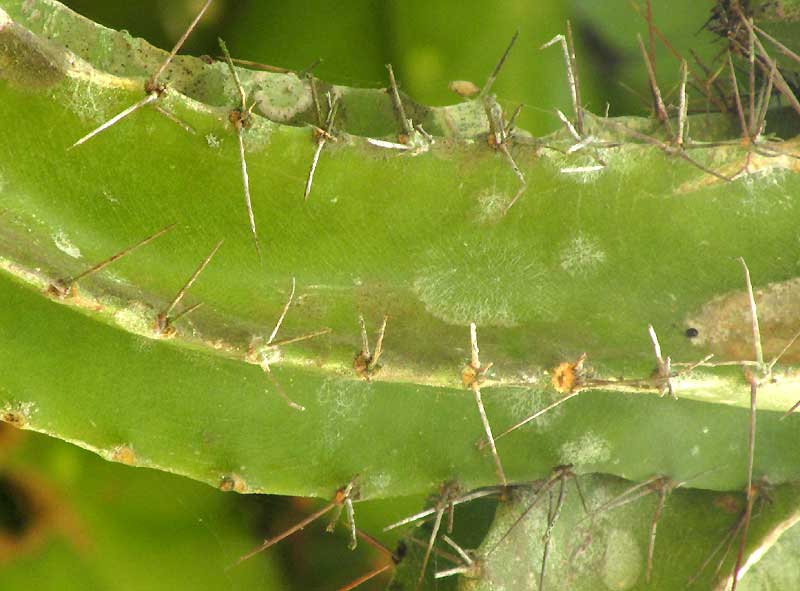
[2, 1, 733, 589]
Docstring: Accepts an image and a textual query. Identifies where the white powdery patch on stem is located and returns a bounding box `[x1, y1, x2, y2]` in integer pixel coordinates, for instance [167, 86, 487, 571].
[559, 233, 606, 278]
[52, 230, 81, 258]
[559, 431, 612, 466]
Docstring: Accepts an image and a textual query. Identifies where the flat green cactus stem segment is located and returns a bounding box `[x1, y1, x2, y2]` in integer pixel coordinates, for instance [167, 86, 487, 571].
[2, 270, 800, 500]
[1, 1, 800, 497]
[460, 475, 800, 591]
[2, 430, 284, 591]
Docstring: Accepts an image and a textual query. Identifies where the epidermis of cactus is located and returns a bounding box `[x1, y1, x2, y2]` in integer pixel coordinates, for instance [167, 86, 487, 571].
[2, 0, 800, 501]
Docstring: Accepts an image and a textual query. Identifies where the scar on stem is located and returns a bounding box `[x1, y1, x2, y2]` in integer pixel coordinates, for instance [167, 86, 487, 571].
[47, 223, 176, 298]
[154, 239, 223, 338]
[304, 81, 339, 200]
[251, 278, 331, 411]
[219, 38, 262, 261]
[231, 480, 359, 569]
[69, 0, 212, 148]
[464, 324, 507, 486]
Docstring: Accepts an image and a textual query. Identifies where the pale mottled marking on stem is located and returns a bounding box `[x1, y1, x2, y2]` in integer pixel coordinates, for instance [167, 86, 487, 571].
[232, 480, 357, 569]
[48, 223, 176, 298]
[156, 239, 223, 336]
[69, 0, 212, 148]
[465, 323, 507, 486]
[218, 38, 262, 260]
